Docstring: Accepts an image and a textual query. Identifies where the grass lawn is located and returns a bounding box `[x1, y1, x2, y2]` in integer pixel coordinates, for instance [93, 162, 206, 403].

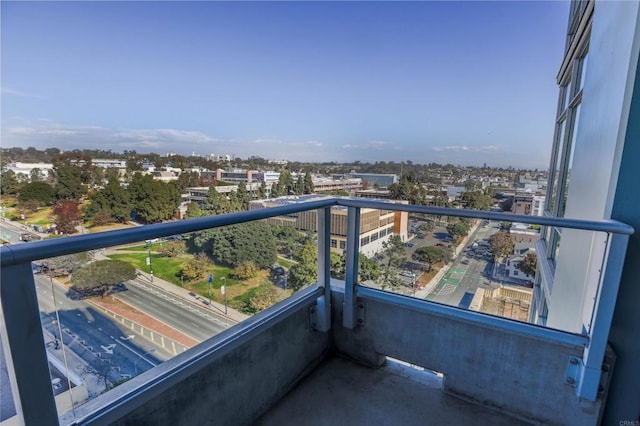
[13, 207, 53, 225]
[276, 257, 296, 269]
[115, 244, 150, 252]
[108, 252, 186, 286]
[89, 223, 132, 233]
[107, 252, 255, 302]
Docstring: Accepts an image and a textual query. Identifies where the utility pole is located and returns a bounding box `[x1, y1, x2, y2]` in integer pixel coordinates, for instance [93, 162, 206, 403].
[221, 277, 227, 315]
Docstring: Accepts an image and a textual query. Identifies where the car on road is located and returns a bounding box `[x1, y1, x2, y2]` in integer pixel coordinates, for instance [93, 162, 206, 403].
[406, 243, 414, 248]
[399, 271, 416, 278]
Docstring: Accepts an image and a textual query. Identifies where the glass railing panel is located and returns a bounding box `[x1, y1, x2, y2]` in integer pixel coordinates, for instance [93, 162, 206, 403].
[21, 215, 318, 420]
[0, 338, 18, 423]
[352, 205, 615, 336]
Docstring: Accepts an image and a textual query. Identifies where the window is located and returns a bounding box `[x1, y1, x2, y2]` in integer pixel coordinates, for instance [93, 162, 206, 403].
[360, 236, 370, 246]
[545, 44, 588, 266]
[330, 239, 337, 248]
[339, 241, 346, 250]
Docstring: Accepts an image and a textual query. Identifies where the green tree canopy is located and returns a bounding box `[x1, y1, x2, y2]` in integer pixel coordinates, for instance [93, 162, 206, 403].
[70, 260, 136, 298]
[190, 220, 277, 269]
[518, 251, 538, 276]
[1, 168, 20, 196]
[377, 234, 406, 289]
[489, 231, 515, 259]
[53, 163, 86, 201]
[446, 220, 470, 240]
[461, 191, 491, 211]
[412, 246, 452, 272]
[85, 180, 132, 224]
[18, 181, 54, 205]
[288, 243, 318, 291]
[128, 174, 181, 223]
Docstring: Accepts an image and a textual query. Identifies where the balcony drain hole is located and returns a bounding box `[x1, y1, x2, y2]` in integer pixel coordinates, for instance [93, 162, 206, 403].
[385, 356, 444, 389]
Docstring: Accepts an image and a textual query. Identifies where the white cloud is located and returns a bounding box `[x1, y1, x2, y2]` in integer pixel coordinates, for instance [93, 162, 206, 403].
[431, 145, 500, 153]
[342, 140, 393, 150]
[1, 87, 43, 98]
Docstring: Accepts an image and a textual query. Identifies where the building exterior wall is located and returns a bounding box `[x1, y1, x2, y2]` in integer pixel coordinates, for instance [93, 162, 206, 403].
[249, 196, 407, 256]
[537, 0, 640, 334]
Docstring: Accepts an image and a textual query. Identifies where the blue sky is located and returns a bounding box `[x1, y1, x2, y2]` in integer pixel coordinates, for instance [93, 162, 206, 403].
[1, 1, 569, 168]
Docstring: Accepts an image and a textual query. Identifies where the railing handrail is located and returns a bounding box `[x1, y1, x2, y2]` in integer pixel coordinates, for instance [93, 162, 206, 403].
[0, 198, 337, 267]
[1, 196, 633, 267]
[336, 198, 635, 235]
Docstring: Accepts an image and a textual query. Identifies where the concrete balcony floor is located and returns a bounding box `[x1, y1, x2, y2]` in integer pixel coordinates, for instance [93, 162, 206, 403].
[258, 356, 532, 426]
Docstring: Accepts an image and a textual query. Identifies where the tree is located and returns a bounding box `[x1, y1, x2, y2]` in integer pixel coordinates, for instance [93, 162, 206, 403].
[419, 221, 435, 233]
[52, 201, 81, 234]
[85, 180, 132, 223]
[70, 260, 136, 299]
[303, 172, 314, 194]
[236, 182, 250, 210]
[446, 220, 470, 240]
[237, 284, 286, 314]
[128, 174, 180, 223]
[190, 221, 277, 269]
[158, 240, 185, 258]
[461, 191, 491, 211]
[377, 235, 406, 289]
[359, 255, 381, 282]
[52, 162, 86, 201]
[258, 181, 267, 199]
[489, 231, 515, 259]
[18, 181, 53, 206]
[181, 253, 211, 281]
[185, 202, 204, 218]
[231, 261, 258, 280]
[412, 246, 452, 272]
[40, 253, 89, 277]
[29, 168, 45, 183]
[295, 174, 304, 195]
[518, 251, 538, 277]
[0, 168, 20, 196]
[288, 244, 318, 291]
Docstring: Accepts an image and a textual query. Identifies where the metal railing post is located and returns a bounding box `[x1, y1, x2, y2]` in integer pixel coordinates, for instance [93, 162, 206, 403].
[343, 207, 360, 329]
[314, 207, 332, 332]
[0, 262, 59, 425]
[576, 233, 630, 400]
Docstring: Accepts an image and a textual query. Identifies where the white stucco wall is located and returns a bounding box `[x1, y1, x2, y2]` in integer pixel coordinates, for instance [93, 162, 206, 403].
[547, 1, 640, 332]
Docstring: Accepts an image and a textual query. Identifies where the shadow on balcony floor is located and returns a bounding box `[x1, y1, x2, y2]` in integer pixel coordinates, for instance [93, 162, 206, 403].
[257, 356, 532, 426]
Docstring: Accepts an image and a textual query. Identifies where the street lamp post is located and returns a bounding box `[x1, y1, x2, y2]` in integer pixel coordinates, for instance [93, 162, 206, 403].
[147, 241, 154, 282]
[134, 349, 156, 375]
[222, 277, 227, 315]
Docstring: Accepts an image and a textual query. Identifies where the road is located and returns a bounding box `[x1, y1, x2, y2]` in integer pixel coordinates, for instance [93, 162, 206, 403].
[115, 280, 231, 342]
[1, 220, 40, 243]
[426, 221, 501, 306]
[34, 275, 172, 391]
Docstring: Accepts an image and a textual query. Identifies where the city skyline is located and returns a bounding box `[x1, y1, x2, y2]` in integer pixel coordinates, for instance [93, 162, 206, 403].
[1, 1, 569, 169]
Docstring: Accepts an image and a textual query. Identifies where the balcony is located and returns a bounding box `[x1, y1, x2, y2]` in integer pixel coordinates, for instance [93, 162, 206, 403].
[0, 198, 632, 425]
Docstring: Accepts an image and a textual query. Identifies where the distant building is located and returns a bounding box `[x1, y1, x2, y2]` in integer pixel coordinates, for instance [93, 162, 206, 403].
[512, 195, 544, 216]
[354, 189, 392, 199]
[336, 173, 398, 189]
[446, 186, 467, 202]
[5, 162, 54, 177]
[249, 195, 408, 257]
[313, 177, 362, 193]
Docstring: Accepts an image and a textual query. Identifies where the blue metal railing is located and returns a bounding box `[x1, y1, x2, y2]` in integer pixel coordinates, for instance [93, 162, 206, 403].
[0, 197, 633, 424]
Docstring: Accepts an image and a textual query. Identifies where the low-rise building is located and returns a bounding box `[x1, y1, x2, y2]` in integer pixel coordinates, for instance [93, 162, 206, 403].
[249, 195, 408, 257]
